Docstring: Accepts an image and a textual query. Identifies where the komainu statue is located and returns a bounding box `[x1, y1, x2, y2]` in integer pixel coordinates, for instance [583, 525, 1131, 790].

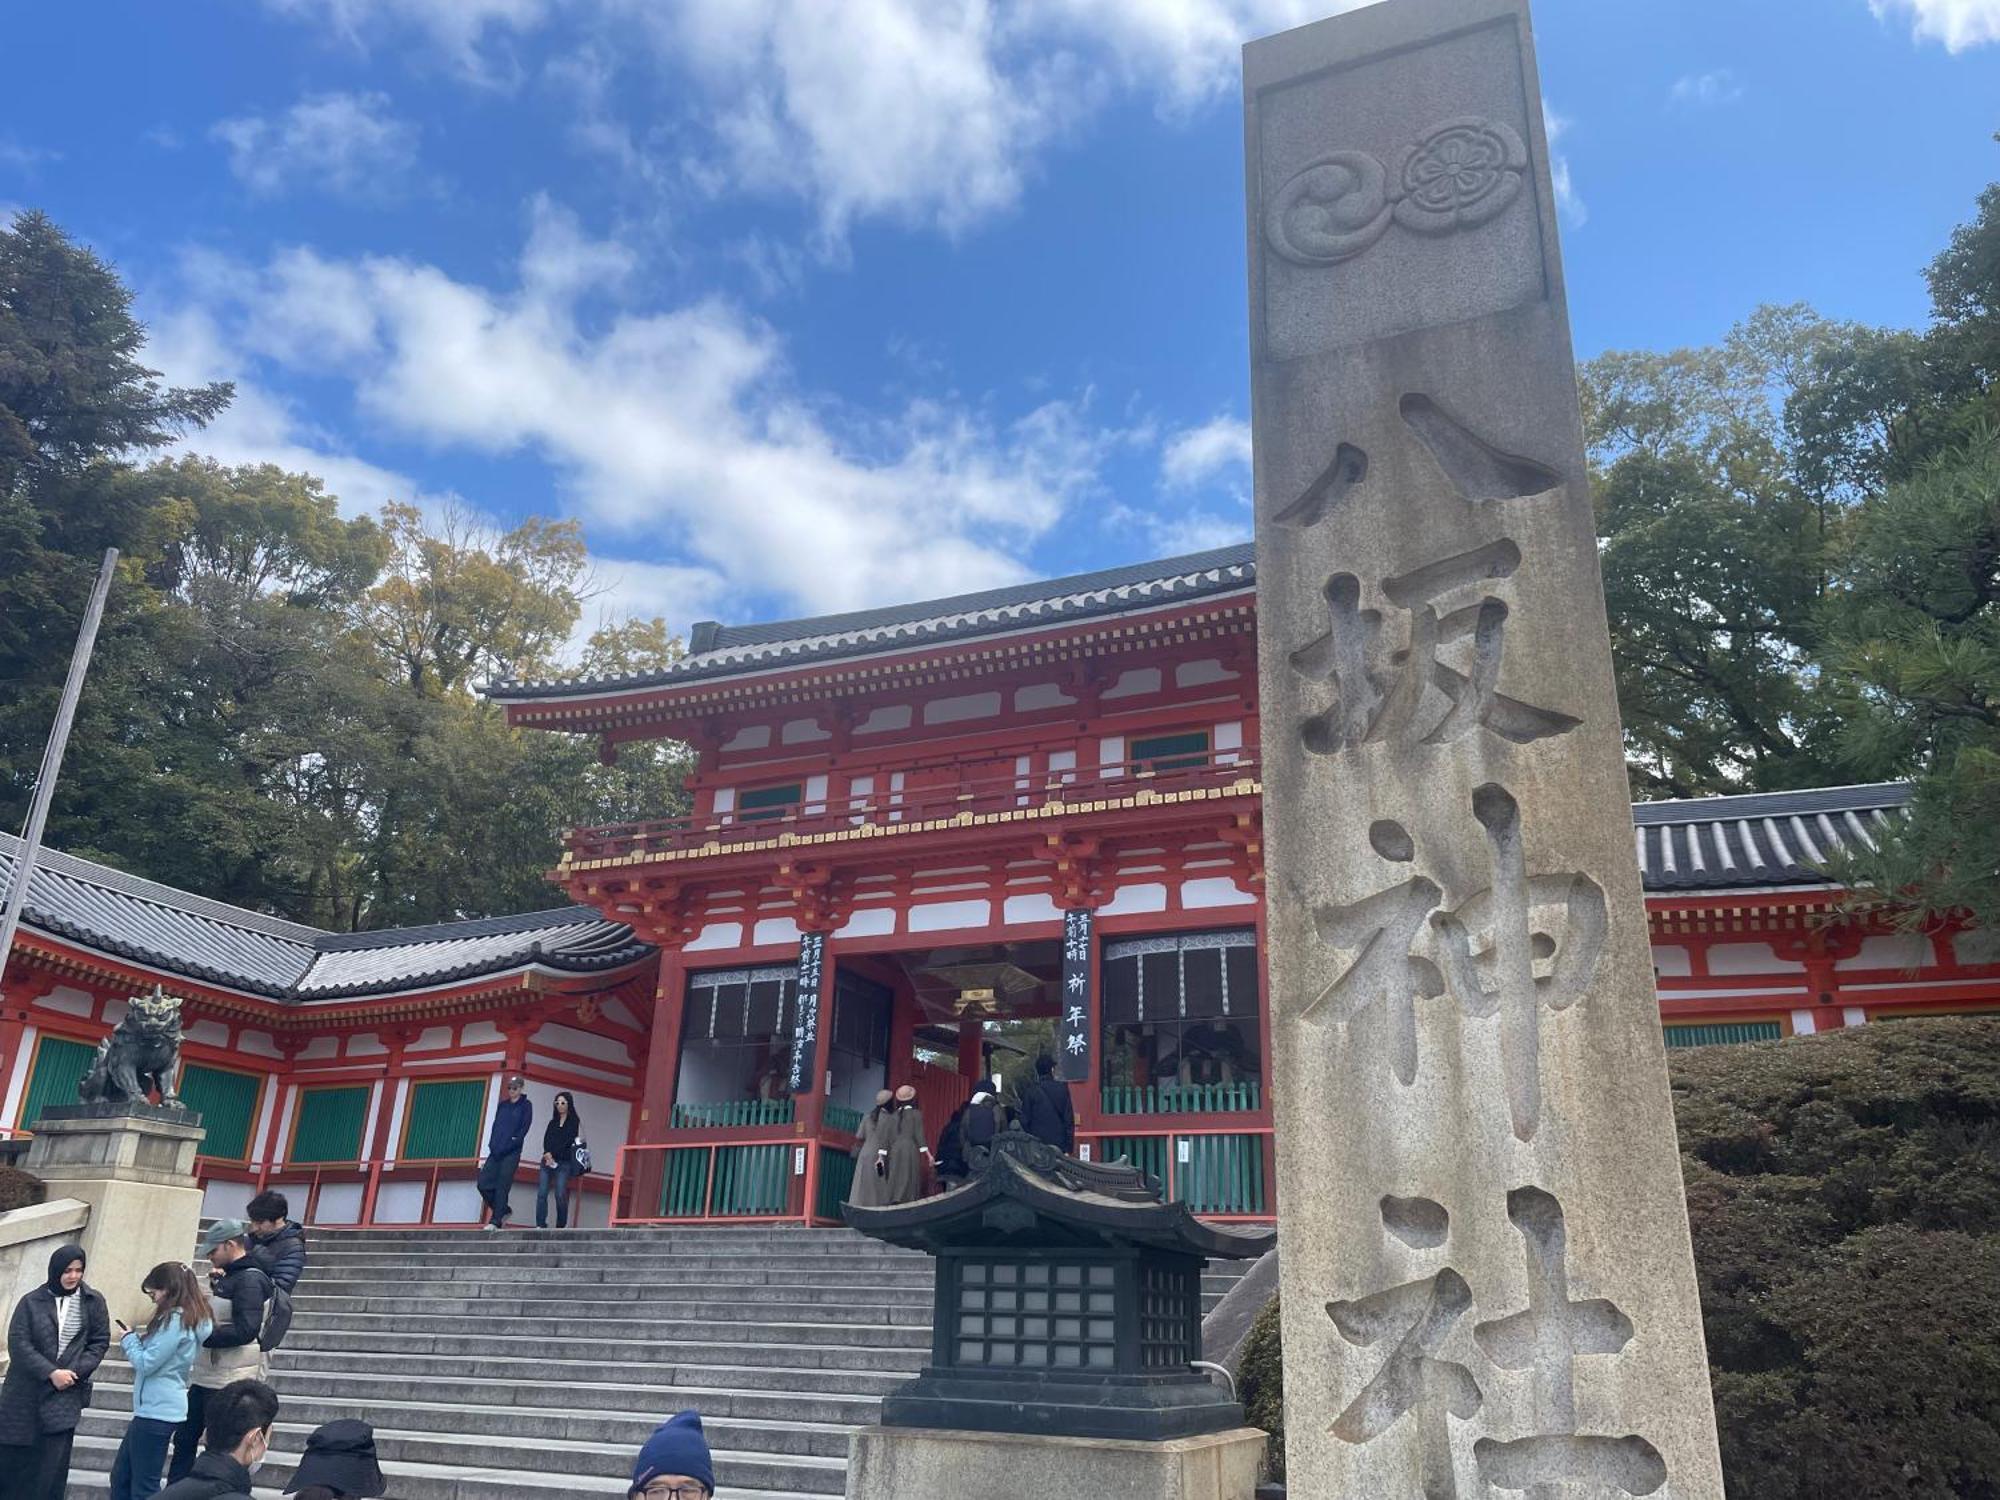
[77, 985, 185, 1107]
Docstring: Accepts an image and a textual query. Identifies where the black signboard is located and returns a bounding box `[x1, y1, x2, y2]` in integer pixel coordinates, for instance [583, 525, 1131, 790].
[1057, 908, 1092, 1083]
[785, 931, 827, 1095]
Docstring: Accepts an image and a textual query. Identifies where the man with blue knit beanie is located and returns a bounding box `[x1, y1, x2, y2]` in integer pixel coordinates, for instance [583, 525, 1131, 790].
[629, 1410, 714, 1498]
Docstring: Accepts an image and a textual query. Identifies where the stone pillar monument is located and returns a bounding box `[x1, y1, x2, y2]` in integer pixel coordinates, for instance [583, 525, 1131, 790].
[1244, 2, 1725, 1496]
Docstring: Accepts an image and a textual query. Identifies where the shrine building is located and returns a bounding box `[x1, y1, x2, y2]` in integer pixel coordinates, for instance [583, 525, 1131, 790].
[1, 543, 1992, 1228]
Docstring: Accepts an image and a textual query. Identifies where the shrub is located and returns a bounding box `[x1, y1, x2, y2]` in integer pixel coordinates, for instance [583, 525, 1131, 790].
[1235, 1018, 2000, 1497]
[0, 1165, 47, 1212]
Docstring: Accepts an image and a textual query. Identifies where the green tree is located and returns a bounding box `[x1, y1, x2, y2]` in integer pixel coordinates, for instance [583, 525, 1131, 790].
[1583, 307, 1851, 796]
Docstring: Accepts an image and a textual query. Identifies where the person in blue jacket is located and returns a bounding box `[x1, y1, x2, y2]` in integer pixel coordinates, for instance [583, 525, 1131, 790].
[477, 1075, 533, 1231]
[110, 1263, 213, 1500]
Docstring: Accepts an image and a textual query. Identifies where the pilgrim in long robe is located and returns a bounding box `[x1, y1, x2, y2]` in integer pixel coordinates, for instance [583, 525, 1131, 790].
[847, 1104, 896, 1208]
[883, 1103, 930, 1204]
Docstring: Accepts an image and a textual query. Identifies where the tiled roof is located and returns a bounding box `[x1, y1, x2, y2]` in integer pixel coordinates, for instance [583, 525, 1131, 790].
[486, 543, 1257, 701]
[1632, 782, 1911, 893]
[0, 833, 650, 1002]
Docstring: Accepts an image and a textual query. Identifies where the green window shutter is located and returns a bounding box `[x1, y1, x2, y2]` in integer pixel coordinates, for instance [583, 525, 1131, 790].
[1130, 730, 1211, 771]
[289, 1085, 371, 1165]
[1662, 1020, 1783, 1049]
[18, 1037, 98, 1129]
[402, 1079, 487, 1161]
[179, 1064, 263, 1160]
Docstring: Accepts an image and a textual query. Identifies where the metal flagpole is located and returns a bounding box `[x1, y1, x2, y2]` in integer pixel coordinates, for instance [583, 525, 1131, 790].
[0, 548, 119, 985]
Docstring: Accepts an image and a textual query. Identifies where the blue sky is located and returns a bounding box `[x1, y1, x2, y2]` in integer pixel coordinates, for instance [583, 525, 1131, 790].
[3, 0, 1998, 646]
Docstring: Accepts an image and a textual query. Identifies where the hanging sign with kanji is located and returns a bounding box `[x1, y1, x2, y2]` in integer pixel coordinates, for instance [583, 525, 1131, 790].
[1057, 908, 1092, 1083]
[785, 931, 827, 1095]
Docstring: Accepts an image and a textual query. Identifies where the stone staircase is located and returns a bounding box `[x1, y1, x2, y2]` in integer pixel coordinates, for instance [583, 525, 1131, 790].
[64, 1224, 1255, 1498]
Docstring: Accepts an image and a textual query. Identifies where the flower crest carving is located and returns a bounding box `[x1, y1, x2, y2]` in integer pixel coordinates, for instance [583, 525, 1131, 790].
[1266, 116, 1530, 266]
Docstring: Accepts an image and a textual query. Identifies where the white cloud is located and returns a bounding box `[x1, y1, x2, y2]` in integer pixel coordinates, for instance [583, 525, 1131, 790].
[1161, 415, 1251, 490]
[174, 205, 1130, 616]
[263, 0, 1363, 242]
[0, 140, 59, 175]
[1669, 69, 1744, 107]
[1541, 100, 1586, 228]
[211, 91, 420, 198]
[1870, 0, 2000, 50]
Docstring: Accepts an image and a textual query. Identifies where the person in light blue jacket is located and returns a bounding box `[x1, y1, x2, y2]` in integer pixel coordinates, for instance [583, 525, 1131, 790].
[110, 1263, 213, 1500]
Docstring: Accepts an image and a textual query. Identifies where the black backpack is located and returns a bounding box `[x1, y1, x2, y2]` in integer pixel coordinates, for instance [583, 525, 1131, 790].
[258, 1281, 292, 1352]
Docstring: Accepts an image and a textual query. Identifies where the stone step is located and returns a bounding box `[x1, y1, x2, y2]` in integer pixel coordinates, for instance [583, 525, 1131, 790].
[292, 1291, 933, 1325]
[303, 1253, 936, 1277]
[82, 1389, 859, 1460]
[282, 1311, 930, 1348]
[283, 1328, 926, 1373]
[267, 1348, 913, 1399]
[64, 1429, 840, 1498]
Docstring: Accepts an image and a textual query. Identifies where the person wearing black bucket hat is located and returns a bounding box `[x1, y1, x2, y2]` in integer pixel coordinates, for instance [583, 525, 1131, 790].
[284, 1419, 385, 1499]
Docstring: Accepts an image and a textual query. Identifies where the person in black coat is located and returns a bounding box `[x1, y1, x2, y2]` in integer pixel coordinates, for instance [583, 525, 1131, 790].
[0, 1242, 111, 1500]
[244, 1191, 306, 1292]
[153, 1379, 277, 1500]
[535, 1092, 583, 1229]
[934, 1102, 970, 1189]
[1019, 1055, 1075, 1153]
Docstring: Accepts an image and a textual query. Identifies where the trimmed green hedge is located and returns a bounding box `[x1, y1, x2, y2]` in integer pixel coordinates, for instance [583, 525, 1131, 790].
[1236, 1018, 2000, 1496]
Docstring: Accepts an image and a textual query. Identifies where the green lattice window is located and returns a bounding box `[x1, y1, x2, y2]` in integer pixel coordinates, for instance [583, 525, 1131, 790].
[179, 1063, 263, 1161]
[737, 781, 803, 823]
[400, 1078, 487, 1161]
[288, 1085, 371, 1165]
[17, 1036, 97, 1130]
[1130, 729, 1211, 772]
[1662, 1020, 1783, 1049]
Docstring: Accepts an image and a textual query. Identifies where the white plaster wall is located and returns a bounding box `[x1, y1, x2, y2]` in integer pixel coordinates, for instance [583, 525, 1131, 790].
[33, 988, 93, 1020]
[1651, 946, 1693, 978]
[407, 1027, 453, 1051]
[2, 1028, 37, 1128]
[687, 922, 744, 952]
[372, 1181, 426, 1224]
[754, 916, 804, 947]
[925, 691, 1002, 726]
[857, 705, 913, 734]
[1004, 893, 1064, 926]
[313, 1184, 365, 1224]
[1707, 942, 1799, 975]
[712, 788, 736, 816]
[564, 1088, 631, 1159]
[603, 998, 641, 1031]
[1014, 682, 1075, 711]
[237, 1030, 282, 1059]
[805, 774, 829, 813]
[460, 1020, 503, 1047]
[1104, 668, 1162, 700]
[383, 1080, 410, 1164]
[1099, 738, 1125, 773]
[1843, 1006, 1868, 1027]
[782, 718, 831, 745]
[186, 1020, 231, 1048]
[722, 725, 772, 751]
[908, 900, 994, 933]
[838, 907, 897, 939]
[535, 1024, 631, 1067]
[1789, 1010, 1817, 1035]
[345, 1034, 387, 1057]
[1180, 877, 1256, 909]
[525, 1052, 632, 1089]
[1839, 934, 1928, 970]
[1099, 884, 1168, 916]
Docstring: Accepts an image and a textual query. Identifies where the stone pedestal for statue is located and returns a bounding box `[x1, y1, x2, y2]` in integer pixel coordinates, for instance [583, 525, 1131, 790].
[24, 1103, 205, 1329]
[1245, 0, 1726, 1496]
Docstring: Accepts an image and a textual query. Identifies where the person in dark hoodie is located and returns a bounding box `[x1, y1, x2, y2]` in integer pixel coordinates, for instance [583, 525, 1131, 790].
[1018, 1054, 1075, 1153]
[153, 1379, 277, 1500]
[169, 1222, 270, 1484]
[477, 1074, 532, 1231]
[534, 1091, 583, 1229]
[244, 1191, 306, 1293]
[283, 1418, 386, 1498]
[0, 1243, 110, 1500]
[627, 1410, 715, 1498]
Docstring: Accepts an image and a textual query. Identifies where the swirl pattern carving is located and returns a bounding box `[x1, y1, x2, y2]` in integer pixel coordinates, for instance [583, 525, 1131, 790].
[1266, 116, 1530, 266]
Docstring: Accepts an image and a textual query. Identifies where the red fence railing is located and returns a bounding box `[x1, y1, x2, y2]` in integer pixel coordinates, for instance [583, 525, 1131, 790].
[565, 753, 1261, 864]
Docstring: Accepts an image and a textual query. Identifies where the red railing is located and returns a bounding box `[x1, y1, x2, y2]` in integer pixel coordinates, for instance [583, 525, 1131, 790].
[565, 753, 1260, 864]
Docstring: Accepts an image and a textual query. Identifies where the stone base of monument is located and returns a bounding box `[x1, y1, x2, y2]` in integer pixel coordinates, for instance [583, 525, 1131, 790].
[23, 1104, 205, 1329]
[845, 1424, 1268, 1500]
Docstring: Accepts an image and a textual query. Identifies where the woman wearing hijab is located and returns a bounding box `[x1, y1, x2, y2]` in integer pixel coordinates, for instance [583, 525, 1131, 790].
[284, 1418, 387, 1499]
[0, 1243, 110, 1500]
[883, 1085, 933, 1205]
[110, 1262, 212, 1500]
[535, 1091, 585, 1229]
[846, 1089, 895, 1208]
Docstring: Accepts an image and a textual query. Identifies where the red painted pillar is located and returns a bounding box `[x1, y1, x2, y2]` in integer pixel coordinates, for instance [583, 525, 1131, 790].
[887, 971, 919, 1089]
[626, 949, 688, 1222]
[359, 1027, 413, 1226]
[797, 933, 838, 1222]
[957, 1014, 984, 1084]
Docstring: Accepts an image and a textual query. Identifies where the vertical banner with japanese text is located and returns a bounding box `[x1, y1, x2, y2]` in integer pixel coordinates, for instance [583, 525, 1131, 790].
[1057, 908, 1093, 1083]
[785, 931, 827, 1096]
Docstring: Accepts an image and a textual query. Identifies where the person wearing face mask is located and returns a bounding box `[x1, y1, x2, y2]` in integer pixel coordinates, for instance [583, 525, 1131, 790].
[0, 1243, 110, 1500]
[152, 1380, 279, 1500]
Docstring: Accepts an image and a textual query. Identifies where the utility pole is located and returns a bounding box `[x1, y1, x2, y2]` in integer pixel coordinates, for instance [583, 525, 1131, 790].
[0, 548, 118, 985]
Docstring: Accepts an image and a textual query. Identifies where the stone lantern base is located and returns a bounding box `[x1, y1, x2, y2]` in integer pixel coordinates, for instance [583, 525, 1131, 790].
[845, 1424, 1267, 1500]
